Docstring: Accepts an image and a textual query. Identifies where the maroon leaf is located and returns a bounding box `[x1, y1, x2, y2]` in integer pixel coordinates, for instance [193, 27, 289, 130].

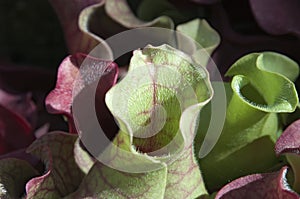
[45, 53, 118, 134]
[215, 167, 300, 199]
[275, 120, 300, 193]
[276, 120, 300, 155]
[0, 89, 37, 127]
[48, 0, 103, 53]
[0, 62, 68, 133]
[0, 104, 34, 155]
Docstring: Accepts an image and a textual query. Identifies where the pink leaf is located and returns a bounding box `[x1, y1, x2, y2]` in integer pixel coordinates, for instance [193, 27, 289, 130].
[45, 53, 118, 134]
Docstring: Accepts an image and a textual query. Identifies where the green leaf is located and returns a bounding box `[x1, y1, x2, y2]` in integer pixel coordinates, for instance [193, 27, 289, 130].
[80, 44, 213, 198]
[78, 0, 176, 61]
[74, 139, 95, 174]
[65, 161, 167, 199]
[197, 52, 299, 191]
[78, 0, 174, 52]
[0, 158, 38, 198]
[78, 2, 113, 60]
[26, 132, 90, 198]
[287, 154, 300, 193]
[105, 0, 174, 29]
[226, 52, 298, 112]
[136, 0, 187, 24]
[176, 19, 221, 66]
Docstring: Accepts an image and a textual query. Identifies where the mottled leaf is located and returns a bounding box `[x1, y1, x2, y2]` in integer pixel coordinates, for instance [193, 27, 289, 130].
[25, 132, 88, 198]
[0, 158, 38, 198]
[65, 161, 167, 199]
[74, 139, 95, 174]
[101, 44, 211, 198]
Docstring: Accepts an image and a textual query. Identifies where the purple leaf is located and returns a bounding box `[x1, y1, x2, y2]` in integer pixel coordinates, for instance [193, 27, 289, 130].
[249, 0, 300, 36]
[215, 167, 300, 199]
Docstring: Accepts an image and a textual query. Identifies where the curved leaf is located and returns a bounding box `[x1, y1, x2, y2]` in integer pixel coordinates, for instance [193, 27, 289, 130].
[136, 0, 187, 24]
[65, 161, 167, 199]
[176, 18, 220, 66]
[48, 0, 105, 54]
[226, 52, 298, 112]
[276, 119, 300, 156]
[206, 4, 300, 78]
[198, 52, 299, 191]
[77, 0, 174, 58]
[105, 0, 174, 29]
[102, 44, 212, 198]
[25, 132, 89, 198]
[45, 53, 118, 134]
[0, 104, 33, 155]
[276, 120, 300, 193]
[0, 158, 38, 198]
[249, 0, 300, 37]
[215, 167, 299, 199]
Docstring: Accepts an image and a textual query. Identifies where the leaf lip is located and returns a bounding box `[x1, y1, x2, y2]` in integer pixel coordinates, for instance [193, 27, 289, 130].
[226, 52, 299, 113]
[275, 119, 300, 156]
[45, 53, 119, 134]
[104, 0, 174, 29]
[256, 52, 300, 82]
[104, 44, 213, 173]
[78, 2, 114, 60]
[176, 18, 221, 51]
[215, 166, 299, 199]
